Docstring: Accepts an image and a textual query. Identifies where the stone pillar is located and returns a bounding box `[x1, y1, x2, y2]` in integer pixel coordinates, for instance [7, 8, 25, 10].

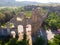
[26, 24, 32, 45]
[11, 31, 16, 38]
[18, 25, 24, 41]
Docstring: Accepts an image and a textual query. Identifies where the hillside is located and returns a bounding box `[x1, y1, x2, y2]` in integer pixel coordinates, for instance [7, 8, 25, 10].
[0, 0, 40, 6]
[0, 0, 60, 7]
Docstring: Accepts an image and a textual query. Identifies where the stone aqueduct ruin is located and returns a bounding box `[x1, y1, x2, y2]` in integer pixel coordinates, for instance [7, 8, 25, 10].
[0, 8, 49, 45]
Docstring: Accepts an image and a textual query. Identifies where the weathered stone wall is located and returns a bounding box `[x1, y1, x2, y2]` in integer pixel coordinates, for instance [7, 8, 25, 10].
[32, 8, 41, 35]
[32, 8, 49, 36]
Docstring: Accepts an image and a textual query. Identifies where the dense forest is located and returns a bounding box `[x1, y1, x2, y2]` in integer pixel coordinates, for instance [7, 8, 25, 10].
[0, 6, 60, 29]
[0, 5, 60, 45]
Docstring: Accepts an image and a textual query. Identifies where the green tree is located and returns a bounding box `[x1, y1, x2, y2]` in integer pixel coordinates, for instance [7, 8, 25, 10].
[53, 34, 60, 45]
[33, 36, 45, 45]
[0, 12, 5, 25]
[44, 12, 60, 30]
[48, 34, 60, 45]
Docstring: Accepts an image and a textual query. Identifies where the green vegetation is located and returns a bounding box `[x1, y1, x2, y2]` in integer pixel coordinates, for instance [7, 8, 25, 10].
[0, 38, 28, 45]
[0, 36, 45, 45]
[0, 6, 60, 45]
[33, 36, 45, 45]
[43, 11, 60, 30]
[25, 11, 32, 18]
[0, 7, 31, 26]
[0, 8, 15, 26]
[48, 34, 60, 45]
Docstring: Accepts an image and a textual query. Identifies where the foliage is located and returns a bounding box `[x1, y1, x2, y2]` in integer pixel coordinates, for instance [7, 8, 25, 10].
[48, 34, 60, 45]
[53, 34, 60, 45]
[0, 33, 28, 45]
[25, 11, 32, 18]
[43, 11, 60, 30]
[33, 36, 45, 45]
[17, 39, 29, 45]
[0, 12, 5, 25]
[0, 38, 28, 45]
[0, 8, 15, 26]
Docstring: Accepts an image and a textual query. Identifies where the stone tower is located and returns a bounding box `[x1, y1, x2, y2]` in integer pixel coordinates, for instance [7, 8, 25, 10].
[32, 8, 49, 36]
[18, 25, 24, 41]
[32, 8, 42, 35]
[26, 24, 32, 45]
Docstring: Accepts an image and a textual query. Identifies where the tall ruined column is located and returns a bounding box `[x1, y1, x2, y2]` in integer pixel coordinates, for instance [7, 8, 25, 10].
[32, 8, 49, 36]
[26, 24, 32, 45]
[32, 8, 41, 35]
[18, 25, 24, 41]
[32, 8, 38, 23]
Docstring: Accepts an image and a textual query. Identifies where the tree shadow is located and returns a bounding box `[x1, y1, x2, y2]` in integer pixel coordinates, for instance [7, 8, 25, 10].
[50, 28, 57, 34]
[40, 27, 48, 45]
[0, 34, 29, 45]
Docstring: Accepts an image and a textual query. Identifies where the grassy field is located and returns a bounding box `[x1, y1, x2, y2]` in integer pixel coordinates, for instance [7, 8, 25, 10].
[25, 11, 32, 18]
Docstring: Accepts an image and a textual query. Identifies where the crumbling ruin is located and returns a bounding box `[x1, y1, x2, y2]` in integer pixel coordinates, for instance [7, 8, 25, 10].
[0, 8, 49, 45]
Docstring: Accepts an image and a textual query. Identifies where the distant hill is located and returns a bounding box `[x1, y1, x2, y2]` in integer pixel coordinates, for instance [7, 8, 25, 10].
[15, 1, 40, 6]
[0, 0, 60, 7]
[0, 0, 40, 6]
